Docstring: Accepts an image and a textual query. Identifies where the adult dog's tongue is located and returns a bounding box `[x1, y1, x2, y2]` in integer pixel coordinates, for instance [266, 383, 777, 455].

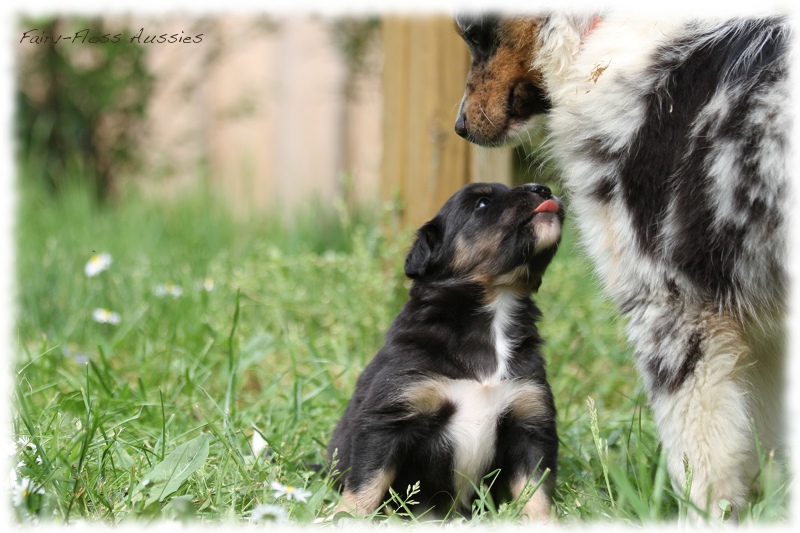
[534, 199, 559, 214]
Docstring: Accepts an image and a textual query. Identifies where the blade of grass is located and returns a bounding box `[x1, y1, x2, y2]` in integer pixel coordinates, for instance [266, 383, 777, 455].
[224, 290, 241, 434]
[587, 396, 615, 511]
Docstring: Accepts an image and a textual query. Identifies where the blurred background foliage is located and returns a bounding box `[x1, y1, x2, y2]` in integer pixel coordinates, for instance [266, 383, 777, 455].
[14, 15, 386, 203]
[329, 17, 380, 101]
[16, 16, 152, 201]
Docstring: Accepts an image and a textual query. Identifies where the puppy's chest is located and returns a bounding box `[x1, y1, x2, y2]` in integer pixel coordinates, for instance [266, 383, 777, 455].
[405, 377, 546, 508]
[405, 294, 543, 505]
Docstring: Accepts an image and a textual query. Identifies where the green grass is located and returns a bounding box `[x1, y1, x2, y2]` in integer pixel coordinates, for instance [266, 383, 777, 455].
[12, 173, 789, 526]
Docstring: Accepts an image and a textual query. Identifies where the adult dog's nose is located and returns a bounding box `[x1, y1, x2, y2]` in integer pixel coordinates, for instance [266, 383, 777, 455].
[455, 113, 468, 138]
[523, 183, 552, 199]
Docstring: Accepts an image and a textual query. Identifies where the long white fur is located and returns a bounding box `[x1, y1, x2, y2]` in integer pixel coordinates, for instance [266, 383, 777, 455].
[484, 289, 521, 382]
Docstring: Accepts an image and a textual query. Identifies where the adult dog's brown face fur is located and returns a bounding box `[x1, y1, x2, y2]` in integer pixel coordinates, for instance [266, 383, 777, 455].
[405, 182, 564, 294]
[454, 15, 547, 146]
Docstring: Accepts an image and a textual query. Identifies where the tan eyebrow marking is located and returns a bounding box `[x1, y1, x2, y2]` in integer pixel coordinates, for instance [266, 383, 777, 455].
[472, 187, 494, 196]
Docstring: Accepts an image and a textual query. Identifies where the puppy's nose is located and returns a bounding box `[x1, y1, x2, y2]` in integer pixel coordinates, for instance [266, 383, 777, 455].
[523, 183, 552, 199]
[455, 113, 468, 138]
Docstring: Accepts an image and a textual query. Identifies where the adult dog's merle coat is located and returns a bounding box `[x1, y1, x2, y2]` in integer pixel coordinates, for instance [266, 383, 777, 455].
[455, 12, 790, 520]
[328, 182, 564, 520]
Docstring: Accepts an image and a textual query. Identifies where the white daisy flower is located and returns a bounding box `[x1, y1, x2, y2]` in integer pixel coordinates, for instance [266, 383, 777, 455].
[17, 437, 36, 454]
[154, 282, 183, 298]
[194, 277, 215, 292]
[251, 431, 268, 457]
[270, 481, 311, 503]
[84, 252, 112, 277]
[92, 308, 121, 325]
[12, 477, 44, 508]
[249, 503, 287, 523]
[16, 437, 43, 465]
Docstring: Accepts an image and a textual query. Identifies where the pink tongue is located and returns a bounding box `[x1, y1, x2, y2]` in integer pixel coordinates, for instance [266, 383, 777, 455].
[534, 199, 559, 214]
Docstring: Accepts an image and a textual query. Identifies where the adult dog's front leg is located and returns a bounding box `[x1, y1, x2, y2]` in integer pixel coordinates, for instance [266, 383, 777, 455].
[633, 305, 763, 521]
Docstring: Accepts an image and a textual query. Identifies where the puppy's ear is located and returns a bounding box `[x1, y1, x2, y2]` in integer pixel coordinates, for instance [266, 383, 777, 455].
[405, 218, 441, 279]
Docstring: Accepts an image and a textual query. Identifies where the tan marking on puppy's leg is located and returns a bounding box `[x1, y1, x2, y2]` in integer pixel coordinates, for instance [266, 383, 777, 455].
[332, 468, 395, 516]
[507, 383, 549, 420]
[402, 379, 448, 415]
[511, 474, 553, 523]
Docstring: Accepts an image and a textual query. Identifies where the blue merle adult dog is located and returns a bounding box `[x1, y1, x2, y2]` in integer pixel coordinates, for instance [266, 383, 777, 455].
[454, 12, 790, 520]
[328, 182, 564, 521]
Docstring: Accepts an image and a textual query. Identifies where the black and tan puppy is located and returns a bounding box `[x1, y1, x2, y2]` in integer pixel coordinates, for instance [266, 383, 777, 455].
[327, 182, 564, 521]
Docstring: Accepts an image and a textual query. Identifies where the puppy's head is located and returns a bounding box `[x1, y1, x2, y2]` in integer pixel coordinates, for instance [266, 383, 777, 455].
[405, 182, 564, 293]
[454, 13, 595, 146]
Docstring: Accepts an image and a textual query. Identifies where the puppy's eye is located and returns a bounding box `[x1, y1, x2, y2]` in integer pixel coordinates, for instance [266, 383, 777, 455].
[475, 197, 490, 210]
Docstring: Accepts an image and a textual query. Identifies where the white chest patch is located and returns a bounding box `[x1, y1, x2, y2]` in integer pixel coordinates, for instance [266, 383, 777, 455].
[484, 291, 520, 382]
[441, 379, 538, 509]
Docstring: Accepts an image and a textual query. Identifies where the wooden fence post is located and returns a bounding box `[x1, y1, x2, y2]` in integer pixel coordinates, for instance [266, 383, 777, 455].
[381, 15, 512, 230]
